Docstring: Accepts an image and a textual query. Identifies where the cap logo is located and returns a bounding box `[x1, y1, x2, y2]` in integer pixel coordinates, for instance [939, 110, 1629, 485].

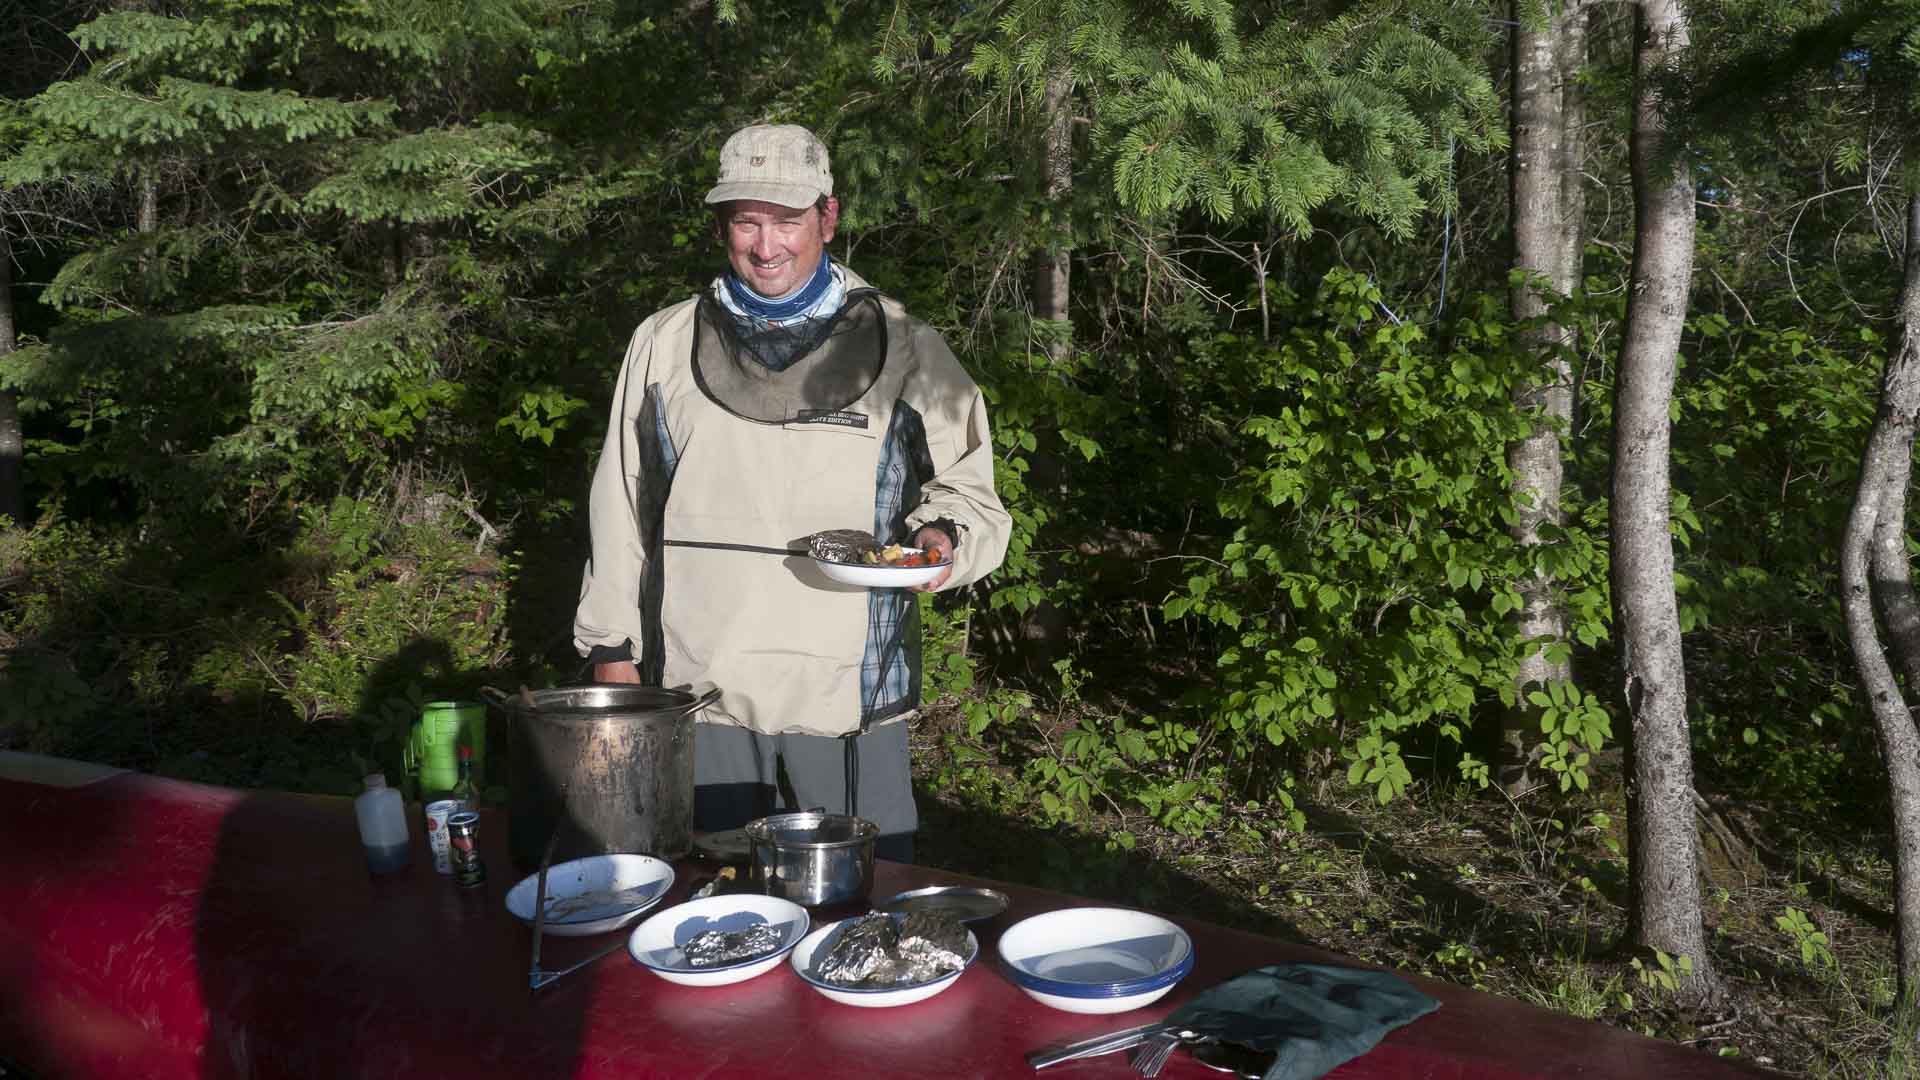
[751, 155, 766, 166]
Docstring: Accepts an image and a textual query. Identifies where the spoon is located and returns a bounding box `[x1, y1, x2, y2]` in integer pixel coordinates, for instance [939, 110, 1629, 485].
[1191, 1040, 1277, 1078]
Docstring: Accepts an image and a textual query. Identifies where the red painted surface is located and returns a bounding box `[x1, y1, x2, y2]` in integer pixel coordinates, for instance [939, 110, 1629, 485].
[0, 767, 1783, 1079]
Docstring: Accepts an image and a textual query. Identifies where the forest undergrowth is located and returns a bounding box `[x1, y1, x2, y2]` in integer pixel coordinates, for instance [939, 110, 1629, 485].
[909, 676, 1914, 1080]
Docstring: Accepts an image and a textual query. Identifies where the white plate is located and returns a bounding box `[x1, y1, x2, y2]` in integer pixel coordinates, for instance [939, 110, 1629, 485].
[997, 907, 1195, 1014]
[504, 854, 675, 937]
[627, 894, 810, 987]
[790, 917, 977, 1007]
[812, 549, 949, 589]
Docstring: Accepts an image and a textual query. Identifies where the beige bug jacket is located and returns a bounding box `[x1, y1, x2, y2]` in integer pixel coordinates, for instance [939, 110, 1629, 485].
[573, 270, 1010, 738]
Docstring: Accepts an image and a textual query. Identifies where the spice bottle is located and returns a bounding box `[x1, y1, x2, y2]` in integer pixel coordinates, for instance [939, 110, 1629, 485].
[452, 745, 479, 813]
[354, 773, 411, 875]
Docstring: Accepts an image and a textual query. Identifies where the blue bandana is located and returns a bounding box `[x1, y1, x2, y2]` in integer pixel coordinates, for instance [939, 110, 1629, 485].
[723, 251, 834, 322]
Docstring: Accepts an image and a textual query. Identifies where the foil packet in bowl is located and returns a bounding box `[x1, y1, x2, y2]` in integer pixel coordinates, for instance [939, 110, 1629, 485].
[683, 921, 785, 968]
[812, 910, 970, 989]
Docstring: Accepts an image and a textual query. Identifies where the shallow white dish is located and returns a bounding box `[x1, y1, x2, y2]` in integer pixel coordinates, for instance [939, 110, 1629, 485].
[626, 894, 810, 987]
[504, 854, 675, 938]
[812, 548, 949, 589]
[790, 917, 977, 1007]
[996, 906, 1195, 1014]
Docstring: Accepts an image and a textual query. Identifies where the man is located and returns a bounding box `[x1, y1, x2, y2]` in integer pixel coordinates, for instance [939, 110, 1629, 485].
[573, 123, 1009, 862]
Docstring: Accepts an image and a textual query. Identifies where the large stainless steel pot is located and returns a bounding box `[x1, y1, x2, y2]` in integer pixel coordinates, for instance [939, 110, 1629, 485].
[745, 810, 877, 907]
[488, 684, 718, 871]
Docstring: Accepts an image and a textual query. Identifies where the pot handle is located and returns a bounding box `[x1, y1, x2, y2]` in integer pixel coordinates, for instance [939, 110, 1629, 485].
[680, 682, 721, 715]
[480, 685, 542, 712]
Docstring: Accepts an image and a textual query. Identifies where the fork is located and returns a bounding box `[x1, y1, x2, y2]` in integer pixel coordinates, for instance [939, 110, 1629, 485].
[1129, 1029, 1185, 1077]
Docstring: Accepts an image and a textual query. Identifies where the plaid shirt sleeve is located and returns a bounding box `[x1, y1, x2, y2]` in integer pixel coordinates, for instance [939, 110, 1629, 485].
[860, 401, 930, 724]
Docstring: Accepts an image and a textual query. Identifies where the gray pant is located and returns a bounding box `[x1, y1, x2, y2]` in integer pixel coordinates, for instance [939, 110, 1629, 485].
[693, 719, 916, 863]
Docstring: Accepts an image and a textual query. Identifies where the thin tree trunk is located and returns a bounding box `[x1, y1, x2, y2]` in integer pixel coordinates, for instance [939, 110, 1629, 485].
[1614, 0, 1721, 1007]
[1031, 65, 1072, 361]
[0, 224, 21, 524]
[134, 170, 158, 294]
[383, 222, 404, 287]
[1501, 0, 1587, 790]
[1873, 469, 1920, 692]
[1845, 192, 1920, 1010]
[138, 172, 157, 234]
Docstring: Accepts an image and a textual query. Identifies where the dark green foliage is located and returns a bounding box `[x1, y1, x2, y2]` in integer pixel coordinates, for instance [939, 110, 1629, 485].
[0, 491, 512, 793]
[1666, 317, 1884, 816]
[892, 0, 1503, 234]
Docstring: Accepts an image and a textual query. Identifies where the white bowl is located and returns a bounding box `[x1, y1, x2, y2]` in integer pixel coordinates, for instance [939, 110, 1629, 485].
[789, 917, 977, 1007]
[811, 550, 949, 589]
[626, 894, 810, 987]
[504, 854, 675, 937]
[996, 907, 1195, 1014]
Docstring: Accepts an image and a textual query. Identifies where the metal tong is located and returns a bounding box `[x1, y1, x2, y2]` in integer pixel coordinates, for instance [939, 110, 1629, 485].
[528, 772, 600, 993]
[525, 768, 646, 992]
[527, 687, 618, 994]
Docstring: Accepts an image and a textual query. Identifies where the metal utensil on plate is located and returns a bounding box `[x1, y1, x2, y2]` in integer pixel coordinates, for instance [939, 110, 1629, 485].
[1027, 1022, 1198, 1070]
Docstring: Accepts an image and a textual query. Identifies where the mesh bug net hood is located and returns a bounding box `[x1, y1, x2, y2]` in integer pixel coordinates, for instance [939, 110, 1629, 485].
[691, 290, 887, 424]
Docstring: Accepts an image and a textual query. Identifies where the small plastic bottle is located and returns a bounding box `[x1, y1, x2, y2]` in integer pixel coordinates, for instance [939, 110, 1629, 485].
[354, 773, 411, 875]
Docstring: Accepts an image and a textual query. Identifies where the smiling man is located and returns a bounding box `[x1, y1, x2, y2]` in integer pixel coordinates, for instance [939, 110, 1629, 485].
[573, 123, 1010, 862]
[723, 198, 833, 300]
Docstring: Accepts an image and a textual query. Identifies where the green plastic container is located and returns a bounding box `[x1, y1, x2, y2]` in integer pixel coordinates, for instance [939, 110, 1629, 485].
[405, 700, 486, 798]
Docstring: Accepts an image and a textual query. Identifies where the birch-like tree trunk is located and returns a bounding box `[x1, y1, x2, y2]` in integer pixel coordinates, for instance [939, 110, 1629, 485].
[1613, 0, 1721, 1007]
[1502, 0, 1589, 790]
[0, 224, 21, 523]
[1553, 10, 1590, 296]
[1842, 192, 1920, 1009]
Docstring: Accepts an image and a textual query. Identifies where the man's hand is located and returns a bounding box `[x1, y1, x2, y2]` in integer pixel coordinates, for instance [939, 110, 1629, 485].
[593, 660, 644, 684]
[909, 525, 955, 593]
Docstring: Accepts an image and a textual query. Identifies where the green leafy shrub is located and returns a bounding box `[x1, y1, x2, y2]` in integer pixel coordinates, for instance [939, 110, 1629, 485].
[1166, 270, 1609, 802]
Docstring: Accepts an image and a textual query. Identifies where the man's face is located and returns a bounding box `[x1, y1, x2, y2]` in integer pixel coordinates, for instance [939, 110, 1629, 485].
[721, 198, 839, 300]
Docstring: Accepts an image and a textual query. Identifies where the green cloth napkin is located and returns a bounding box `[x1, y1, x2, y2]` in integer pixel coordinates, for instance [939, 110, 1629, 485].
[1163, 963, 1440, 1080]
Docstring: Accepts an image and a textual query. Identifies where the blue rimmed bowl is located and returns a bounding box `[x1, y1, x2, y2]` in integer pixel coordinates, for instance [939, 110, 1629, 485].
[995, 907, 1195, 1014]
[626, 894, 810, 987]
[790, 917, 978, 1007]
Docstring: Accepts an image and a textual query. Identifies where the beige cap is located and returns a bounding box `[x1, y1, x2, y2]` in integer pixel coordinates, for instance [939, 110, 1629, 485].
[704, 123, 833, 209]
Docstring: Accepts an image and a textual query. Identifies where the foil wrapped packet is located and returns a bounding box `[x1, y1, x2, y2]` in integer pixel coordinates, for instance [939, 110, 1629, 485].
[803, 529, 881, 565]
[813, 911, 969, 989]
[682, 921, 785, 968]
[898, 910, 971, 970]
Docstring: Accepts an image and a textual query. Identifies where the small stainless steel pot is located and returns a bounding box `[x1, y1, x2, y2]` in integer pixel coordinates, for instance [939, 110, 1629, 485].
[744, 810, 877, 907]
